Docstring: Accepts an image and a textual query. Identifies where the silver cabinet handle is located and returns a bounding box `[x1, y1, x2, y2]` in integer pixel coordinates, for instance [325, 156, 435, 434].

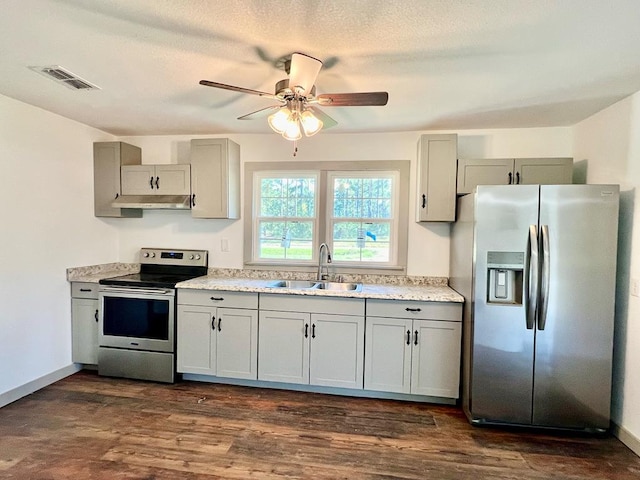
[538, 225, 551, 330]
[525, 225, 539, 330]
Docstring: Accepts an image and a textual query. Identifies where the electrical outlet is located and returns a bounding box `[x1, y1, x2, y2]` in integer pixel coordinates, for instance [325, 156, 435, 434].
[221, 238, 229, 252]
[631, 278, 640, 297]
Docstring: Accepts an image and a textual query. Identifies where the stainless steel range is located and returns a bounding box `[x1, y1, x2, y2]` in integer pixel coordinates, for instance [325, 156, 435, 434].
[98, 248, 208, 383]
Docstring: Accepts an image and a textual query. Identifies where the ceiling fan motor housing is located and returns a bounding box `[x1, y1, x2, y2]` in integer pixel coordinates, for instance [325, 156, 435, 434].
[275, 79, 316, 99]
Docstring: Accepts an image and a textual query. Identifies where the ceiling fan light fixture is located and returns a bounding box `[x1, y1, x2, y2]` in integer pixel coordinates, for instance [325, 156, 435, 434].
[282, 115, 302, 141]
[268, 106, 292, 134]
[300, 110, 323, 137]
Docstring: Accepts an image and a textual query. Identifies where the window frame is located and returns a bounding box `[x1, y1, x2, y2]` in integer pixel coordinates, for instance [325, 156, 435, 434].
[327, 171, 400, 267]
[244, 160, 410, 274]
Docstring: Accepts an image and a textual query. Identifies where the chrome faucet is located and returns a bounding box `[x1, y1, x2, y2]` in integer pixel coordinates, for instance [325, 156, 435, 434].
[317, 243, 332, 281]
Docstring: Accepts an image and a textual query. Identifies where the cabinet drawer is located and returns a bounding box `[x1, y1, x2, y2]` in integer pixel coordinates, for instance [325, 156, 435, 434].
[71, 282, 99, 299]
[178, 289, 258, 309]
[260, 294, 365, 316]
[366, 299, 461, 321]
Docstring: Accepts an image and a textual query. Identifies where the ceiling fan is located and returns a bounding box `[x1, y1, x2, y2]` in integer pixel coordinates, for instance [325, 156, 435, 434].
[199, 53, 388, 145]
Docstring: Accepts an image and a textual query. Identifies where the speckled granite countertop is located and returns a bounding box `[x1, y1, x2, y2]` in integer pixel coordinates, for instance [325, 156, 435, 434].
[66, 263, 139, 283]
[66, 264, 463, 303]
[177, 276, 463, 303]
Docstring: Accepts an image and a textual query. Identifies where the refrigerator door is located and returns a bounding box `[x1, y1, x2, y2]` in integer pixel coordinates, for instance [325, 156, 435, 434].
[471, 185, 540, 424]
[534, 185, 619, 430]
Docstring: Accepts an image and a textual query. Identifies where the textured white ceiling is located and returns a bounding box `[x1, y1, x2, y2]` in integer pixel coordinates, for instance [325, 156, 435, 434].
[1, 0, 640, 136]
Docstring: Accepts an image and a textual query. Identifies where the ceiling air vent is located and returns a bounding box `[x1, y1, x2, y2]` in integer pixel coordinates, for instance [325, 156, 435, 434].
[28, 65, 100, 91]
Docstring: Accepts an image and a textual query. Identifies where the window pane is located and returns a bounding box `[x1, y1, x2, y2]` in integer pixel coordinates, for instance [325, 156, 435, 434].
[258, 220, 313, 260]
[260, 176, 315, 218]
[333, 177, 392, 219]
[332, 221, 390, 262]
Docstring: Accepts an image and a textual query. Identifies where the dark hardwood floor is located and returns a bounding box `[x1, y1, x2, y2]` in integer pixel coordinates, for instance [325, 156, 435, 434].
[0, 371, 638, 479]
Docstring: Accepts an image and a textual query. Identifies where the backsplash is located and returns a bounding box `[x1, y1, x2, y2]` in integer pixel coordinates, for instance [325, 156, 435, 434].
[66, 263, 448, 286]
[206, 268, 449, 286]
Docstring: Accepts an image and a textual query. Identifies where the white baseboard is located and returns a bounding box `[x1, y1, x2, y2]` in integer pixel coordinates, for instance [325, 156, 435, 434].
[0, 364, 81, 409]
[612, 421, 640, 457]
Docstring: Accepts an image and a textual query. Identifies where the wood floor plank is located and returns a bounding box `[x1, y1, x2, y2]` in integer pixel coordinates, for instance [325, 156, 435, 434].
[0, 371, 638, 479]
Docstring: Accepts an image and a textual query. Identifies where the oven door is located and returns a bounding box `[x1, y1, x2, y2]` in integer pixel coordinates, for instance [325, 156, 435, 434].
[99, 286, 175, 353]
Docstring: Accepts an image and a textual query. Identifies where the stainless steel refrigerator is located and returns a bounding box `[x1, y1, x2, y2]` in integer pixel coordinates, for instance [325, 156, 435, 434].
[450, 184, 619, 431]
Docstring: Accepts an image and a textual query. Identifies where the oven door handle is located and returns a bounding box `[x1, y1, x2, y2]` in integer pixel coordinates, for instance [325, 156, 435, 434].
[100, 287, 174, 296]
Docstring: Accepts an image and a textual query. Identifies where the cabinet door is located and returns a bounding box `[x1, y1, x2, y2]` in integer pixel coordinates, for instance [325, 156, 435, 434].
[416, 134, 458, 222]
[216, 307, 258, 380]
[93, 142, 142, 217]
[514, 158, 573, 185]
[309, 314, 364, 389]
[190, 138, 240, 219]
[364, 317, 412, 394]
[456, 158, 514, 194]
[258, 310, 310, 384]
[177, 305, 216, 375]
[71, 298, 99, 364]
[155, 164, 191, 195]
[121, 165, 155, 195]
[410, 320, 461, 398]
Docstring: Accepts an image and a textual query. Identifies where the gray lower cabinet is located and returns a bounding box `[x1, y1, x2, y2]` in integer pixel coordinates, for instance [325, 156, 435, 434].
[258, 294, 365, 389]
[365, 300, 462, 398]
[416, 134, 458, 222]
[71, 282, 99, 364]
[93, 142, 142, 217]
[190, 138, 241, 219]
[177, 290, 258, 380]
[457, 157, 573, 194]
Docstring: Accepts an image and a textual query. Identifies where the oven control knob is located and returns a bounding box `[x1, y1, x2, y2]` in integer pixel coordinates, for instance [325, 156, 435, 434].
[189, 254, 194, 260]
[143, 252, 149, 258]
[150, 252, 156, 258]
[195, 254, 201, 260]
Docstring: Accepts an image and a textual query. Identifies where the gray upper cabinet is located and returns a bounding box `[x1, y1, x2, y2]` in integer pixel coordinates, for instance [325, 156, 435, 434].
[457, 157, 573, 194]
[190, 138, 241, 219]
[416, 134, 458, 222]
[121, 164, 191, 196]
[93, 142, 142, 217]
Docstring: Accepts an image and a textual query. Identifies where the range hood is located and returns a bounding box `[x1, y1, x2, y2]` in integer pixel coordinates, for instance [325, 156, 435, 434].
[111, 194, 191, 209]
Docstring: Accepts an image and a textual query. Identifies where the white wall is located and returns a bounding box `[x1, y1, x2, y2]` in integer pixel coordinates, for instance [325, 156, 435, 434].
[573, 92, 640, 445]
[0, 94, 118, 397]
[119, 127, 572, 276]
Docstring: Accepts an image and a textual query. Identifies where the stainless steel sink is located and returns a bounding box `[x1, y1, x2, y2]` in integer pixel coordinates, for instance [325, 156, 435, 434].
[268, 280, 317, 289]
[267, 279, 363, 292]
[314, 282, 362, 292]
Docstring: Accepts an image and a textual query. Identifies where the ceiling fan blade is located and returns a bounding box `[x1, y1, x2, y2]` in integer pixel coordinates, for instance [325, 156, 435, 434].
[199, 80, 278, 100]
[317, 92, 389, 107]
[288, 53, 322, 96]
[308, 106, 338, 130]
[237, 104, 283, 120]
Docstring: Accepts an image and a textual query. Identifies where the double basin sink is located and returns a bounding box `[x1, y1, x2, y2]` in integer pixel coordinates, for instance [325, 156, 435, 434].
[268, 279, 363, 292]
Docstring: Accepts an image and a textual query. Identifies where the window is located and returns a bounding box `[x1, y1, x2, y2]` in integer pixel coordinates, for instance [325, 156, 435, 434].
[254, 173, 318, 261]
[245, 161, 409, 272]
[328, 172, 398, 264]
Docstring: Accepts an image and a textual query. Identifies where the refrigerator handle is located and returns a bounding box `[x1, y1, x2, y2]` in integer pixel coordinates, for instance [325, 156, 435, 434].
[538, 225, 551, 330]
[525, 224, 539, 330]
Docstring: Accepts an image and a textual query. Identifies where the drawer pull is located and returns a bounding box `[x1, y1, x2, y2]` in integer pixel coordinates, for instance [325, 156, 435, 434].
[405, 307, 422, 312]
[406, 330, 411, 345]
[80, 288, 92, 292]
[210, 297, 224, 301]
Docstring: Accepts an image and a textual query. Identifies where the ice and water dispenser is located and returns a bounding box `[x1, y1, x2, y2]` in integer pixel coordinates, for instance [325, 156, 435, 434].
[486, 251, 524, 305]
